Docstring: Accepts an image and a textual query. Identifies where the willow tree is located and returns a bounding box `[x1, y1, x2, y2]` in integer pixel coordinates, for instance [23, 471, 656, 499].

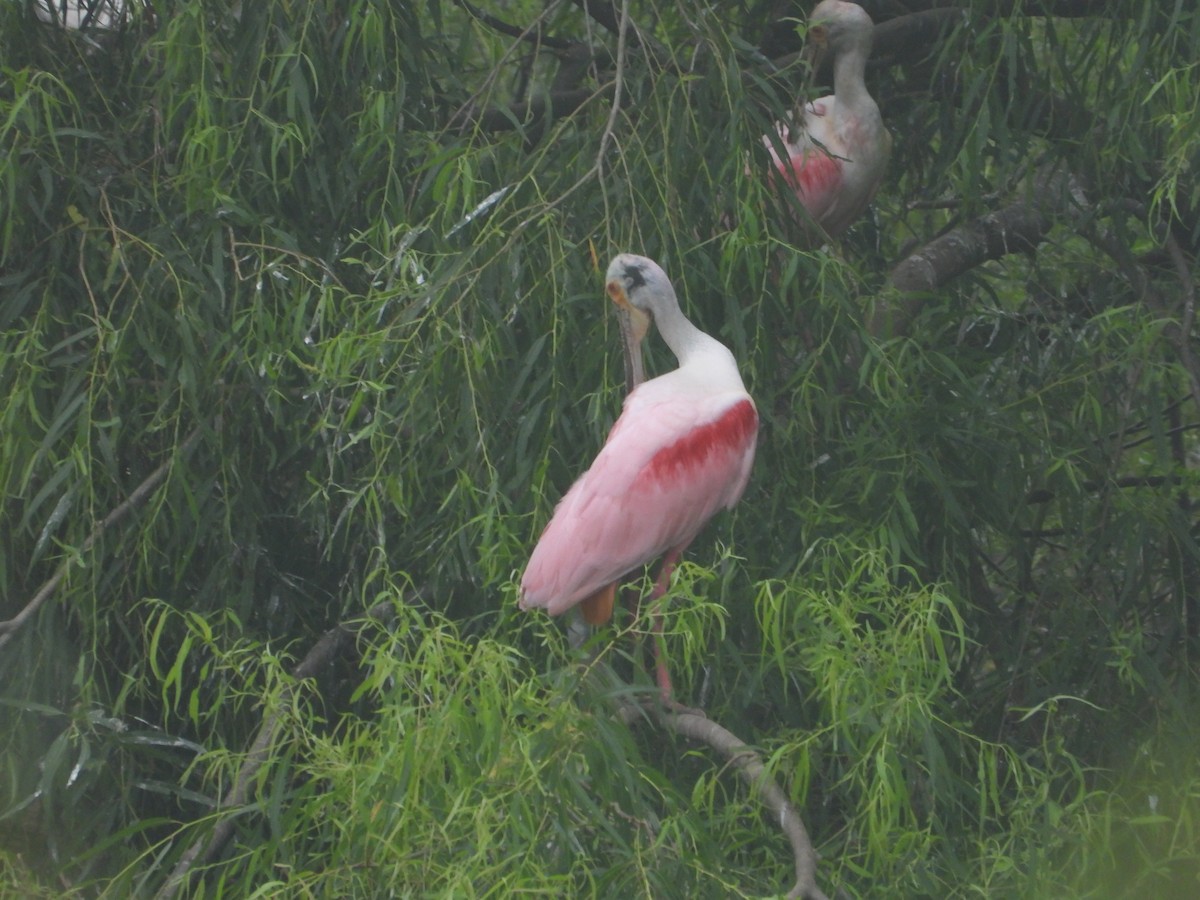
[2, 0, 1198, 897]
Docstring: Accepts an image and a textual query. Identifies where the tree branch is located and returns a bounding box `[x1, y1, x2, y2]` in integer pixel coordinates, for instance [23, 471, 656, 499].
[1025, 474, 1183, 505]
[606, 687, 828, 900]
[654, 707, 830, 900]
[871, 165, 1086, 337]
[0, 424, 206, 648]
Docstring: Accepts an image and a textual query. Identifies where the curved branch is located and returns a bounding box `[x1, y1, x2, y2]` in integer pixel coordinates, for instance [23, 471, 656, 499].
[654, 706, 830, 900]
[608, 689, 828, 900]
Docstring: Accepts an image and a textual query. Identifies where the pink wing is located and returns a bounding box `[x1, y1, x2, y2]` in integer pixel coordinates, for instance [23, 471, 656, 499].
[764, 94, 891, 237]
[765, 108, 847, 227]
[780, 149, 845, 223]
[520, 394, 757, 616]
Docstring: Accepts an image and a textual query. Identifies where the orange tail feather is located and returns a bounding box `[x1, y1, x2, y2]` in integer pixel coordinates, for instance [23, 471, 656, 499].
[579, 583, 616, 625]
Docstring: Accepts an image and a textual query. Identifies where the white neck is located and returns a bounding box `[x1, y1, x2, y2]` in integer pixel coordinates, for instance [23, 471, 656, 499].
[647, 284, 712, 366]
[832, 39, 872, 109]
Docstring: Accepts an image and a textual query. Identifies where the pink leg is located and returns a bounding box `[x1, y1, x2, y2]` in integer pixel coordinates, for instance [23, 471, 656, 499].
[648, 548, 684, 702]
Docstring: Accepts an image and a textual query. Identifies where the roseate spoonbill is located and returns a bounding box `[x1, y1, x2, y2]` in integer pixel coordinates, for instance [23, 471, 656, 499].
[520, 254, 758, 696]
[764, 0, 890, 240]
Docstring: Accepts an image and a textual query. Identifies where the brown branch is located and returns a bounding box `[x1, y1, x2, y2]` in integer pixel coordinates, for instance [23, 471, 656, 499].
[871, 166, 1085, 337]
[156, 598, 403, 900]
[607, 689, 828, 900]
[654, 707, 830, 900]
[0, 424, 206, 648]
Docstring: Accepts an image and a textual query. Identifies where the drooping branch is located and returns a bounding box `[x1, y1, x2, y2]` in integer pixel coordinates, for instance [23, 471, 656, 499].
[156, 598, 404, 900]
[0, 423, 206, 649]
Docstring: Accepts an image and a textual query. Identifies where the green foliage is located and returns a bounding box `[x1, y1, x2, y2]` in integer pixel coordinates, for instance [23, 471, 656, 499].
[2, 0, 1199, 896]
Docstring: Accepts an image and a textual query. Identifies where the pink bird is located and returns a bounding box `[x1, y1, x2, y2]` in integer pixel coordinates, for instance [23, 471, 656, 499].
[764, 0, 891, 240]
[520, 254, 758, 696]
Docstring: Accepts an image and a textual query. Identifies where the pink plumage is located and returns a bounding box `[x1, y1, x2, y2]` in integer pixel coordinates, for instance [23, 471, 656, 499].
[763, 1, 891, 239]
[519, 255, 758, 622]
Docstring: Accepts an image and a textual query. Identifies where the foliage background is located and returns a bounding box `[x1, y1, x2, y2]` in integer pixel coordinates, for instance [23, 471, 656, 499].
[1, 0, 1198, 896]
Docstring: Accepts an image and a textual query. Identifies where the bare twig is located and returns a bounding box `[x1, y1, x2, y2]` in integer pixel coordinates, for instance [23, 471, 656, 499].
[446, 0, 570, 133]
[156, 598, 403, 899]
[0, 424, 206, 648]
[513, 0, 631, 233]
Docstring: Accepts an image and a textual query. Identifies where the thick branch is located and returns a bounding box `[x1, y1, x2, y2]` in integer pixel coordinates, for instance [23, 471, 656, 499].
[156, 598, 402, 900]
[894, 201, 1047, 292]
[871, 167, 1085, 337]
[655, 707, 829, 900]
[0, 424, 206, 648]
[605, 685, 828, 900]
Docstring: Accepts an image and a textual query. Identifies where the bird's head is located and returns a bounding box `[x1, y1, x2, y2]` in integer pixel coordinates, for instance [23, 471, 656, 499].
[605, 254, 672, 391]
[805, 1, 874, 65]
